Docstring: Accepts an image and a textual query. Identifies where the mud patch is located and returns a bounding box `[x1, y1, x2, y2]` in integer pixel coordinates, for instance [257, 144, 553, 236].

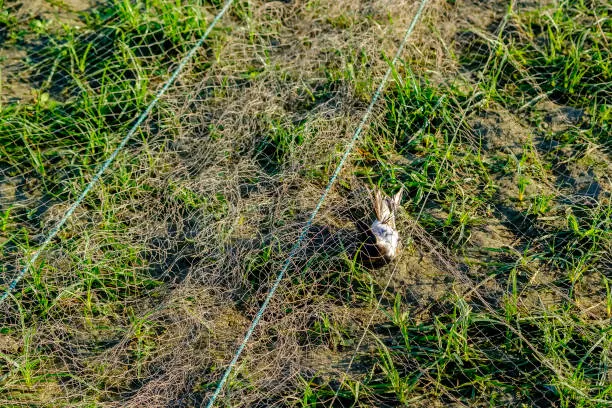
[0, 1, 93, 103]
[472, 109, 533, 155]
[469, 219, 516, 251]
[390, 251, 453, 307]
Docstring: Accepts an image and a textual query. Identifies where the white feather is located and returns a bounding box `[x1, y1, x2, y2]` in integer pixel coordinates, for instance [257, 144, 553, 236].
[370, 220, 400, 259]
[369, 187, 403, 261]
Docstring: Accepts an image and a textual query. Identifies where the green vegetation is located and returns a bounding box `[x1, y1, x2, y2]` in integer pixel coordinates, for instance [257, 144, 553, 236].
[0, 0, 610, 406]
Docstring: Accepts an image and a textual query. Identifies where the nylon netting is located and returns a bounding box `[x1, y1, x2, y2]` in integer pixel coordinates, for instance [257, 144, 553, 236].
[1, 0, 610, 406]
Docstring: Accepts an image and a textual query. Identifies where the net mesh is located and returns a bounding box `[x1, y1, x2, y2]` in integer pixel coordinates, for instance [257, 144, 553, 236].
[1, 0, 611, 406]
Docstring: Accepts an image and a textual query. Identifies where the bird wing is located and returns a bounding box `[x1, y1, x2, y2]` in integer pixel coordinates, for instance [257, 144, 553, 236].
[371, 188, 395, 226]
[371, 188, 384, 222]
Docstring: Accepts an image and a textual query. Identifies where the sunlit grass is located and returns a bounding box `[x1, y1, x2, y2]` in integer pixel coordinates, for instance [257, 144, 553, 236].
[0, 0, 610, 406]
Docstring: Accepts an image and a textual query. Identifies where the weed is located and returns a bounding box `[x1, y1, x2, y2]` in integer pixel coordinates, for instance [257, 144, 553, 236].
[0, 0, 610, 406]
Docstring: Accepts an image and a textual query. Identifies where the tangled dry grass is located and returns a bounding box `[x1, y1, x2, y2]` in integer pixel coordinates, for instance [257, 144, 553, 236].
[1, 0, 611, 406]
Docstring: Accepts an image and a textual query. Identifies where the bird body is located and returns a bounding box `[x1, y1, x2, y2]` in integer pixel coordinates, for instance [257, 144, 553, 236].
[370, 220, 401, 260]
[364, 187, 403, 264]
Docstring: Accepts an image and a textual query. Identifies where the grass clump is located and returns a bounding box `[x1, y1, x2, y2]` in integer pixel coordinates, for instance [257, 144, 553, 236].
[1, 0, 611, 406]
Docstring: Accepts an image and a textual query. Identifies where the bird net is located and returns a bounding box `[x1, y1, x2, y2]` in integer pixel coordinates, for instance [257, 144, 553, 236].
[0, 0, 611, 406]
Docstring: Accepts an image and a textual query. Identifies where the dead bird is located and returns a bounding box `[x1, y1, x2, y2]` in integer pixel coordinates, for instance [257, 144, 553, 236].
[356, 187, 403, 266]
